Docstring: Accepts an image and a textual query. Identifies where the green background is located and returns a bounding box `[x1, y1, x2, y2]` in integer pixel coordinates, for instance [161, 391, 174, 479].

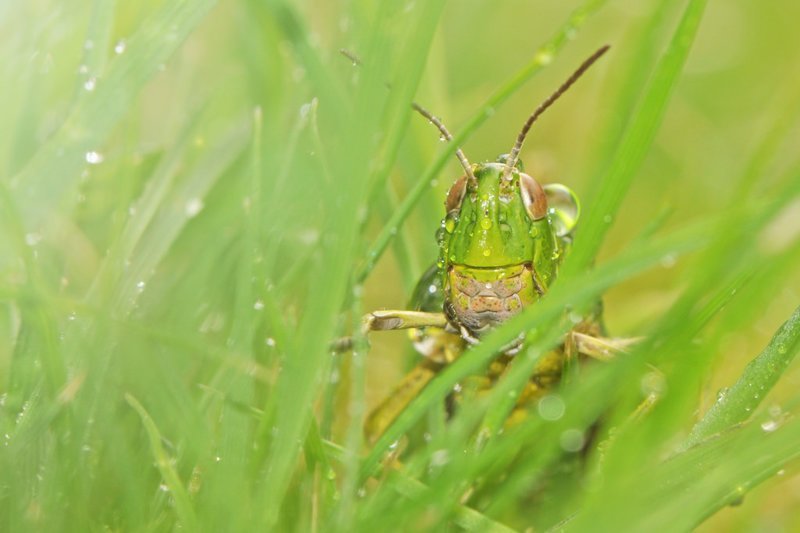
[1, 0, 799, 530]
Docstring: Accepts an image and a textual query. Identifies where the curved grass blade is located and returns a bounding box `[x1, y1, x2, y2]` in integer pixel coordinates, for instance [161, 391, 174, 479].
[125, 393, 199, 532]
[562, 0, 709, 278]
[684, 304, 800, 448]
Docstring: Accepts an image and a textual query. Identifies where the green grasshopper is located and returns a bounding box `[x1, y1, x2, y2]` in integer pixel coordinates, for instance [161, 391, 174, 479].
[354, 45, 637, 443]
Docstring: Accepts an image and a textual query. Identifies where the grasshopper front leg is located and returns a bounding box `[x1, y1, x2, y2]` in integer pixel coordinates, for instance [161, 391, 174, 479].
[331, 310, 448, 352]
[332, 310, 459, 443]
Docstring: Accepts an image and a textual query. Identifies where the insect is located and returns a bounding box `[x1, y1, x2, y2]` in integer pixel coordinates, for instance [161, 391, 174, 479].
[348, 45, 636, 443]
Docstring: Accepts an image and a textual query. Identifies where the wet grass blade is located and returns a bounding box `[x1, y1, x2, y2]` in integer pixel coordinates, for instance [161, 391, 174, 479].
[563, 0, 709, 276]
[684, 304, 800, 448]
[12, 0, 218, 228]
[125, 393, 199, 532]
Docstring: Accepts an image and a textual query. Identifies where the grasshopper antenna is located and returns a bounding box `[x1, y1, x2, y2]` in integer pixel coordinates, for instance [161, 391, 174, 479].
[339, 49, 477, 188]
[502, 45, 610, 181]
[410, 103, 477, 187]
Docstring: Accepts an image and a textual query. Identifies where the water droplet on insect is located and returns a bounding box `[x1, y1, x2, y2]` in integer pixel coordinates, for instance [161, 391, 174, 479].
[427, 284, 437, 294]
[449, 254, 456, 262]
[185, 198, 204, 218]
[529, 226, 539, 238]
[114, 40, 127, 54]
[716, 387, 729, 402]
[83, 77, 97, 91]
[480, 218, 492, 230]
[537, 394, 565, 421]
[85, 151, 103, 164]
[482, 249, 491, 257]
[253, 300, 264, 311]
[445, 215, 456, 233]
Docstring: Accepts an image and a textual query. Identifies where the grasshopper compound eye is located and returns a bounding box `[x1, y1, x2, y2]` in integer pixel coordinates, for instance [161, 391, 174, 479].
[520, 173, 548, 220]
[445, 176, 468, 213]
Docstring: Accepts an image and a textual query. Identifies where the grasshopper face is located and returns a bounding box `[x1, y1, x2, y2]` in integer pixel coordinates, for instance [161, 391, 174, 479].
[438, 157, 576, 337]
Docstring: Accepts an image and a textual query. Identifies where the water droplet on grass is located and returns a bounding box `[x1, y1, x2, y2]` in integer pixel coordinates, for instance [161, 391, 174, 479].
[761, 420, 779, 432]
[185, 198, 204, 218]
[114, 40, 127, 54]
[537, 394, 565, 421]
[85, 151, 103, 164]
[560, 429, 585, 452]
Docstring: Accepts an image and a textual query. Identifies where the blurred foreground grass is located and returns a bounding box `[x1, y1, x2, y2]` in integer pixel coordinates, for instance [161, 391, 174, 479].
[1, 0, 800, 531]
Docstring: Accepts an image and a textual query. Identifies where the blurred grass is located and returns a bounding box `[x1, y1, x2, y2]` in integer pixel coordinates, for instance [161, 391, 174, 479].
[1, 0, 800, 531]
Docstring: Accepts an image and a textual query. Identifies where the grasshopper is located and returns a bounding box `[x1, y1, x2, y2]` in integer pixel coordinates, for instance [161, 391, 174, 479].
[348, 45, 638, 443]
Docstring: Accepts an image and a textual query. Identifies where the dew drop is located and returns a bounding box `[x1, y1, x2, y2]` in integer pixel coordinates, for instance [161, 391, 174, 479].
[185, 198, 204, 218]
[83, 77, 97, 91]
[482, 249, 491, 257]
[776, 343, 788, 355]
[265, 337, 276, 347]
[85, 151, 103, 164]
[114, 40, 127, 54]
[537, 394, 565, 421]
[253, 300, 264, 311]
[136, 280, 146, 291]
[430, 449, 450, 467]
[760, 420, 779, 432]
[480, 218, 492, 230]
[535, 50, 554, 65]
[427, 284, 437, 294]
[25, 233, 42, 246]
[660, 254, 677, 268]
[560, 428, 585, 452]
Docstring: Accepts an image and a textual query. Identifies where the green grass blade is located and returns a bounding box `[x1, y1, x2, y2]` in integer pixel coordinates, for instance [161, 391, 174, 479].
[684, 304, 800, 448]
[125, 393, 199, 531]
[563, 0, 709, 277]
[11, 0, 218, 228]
